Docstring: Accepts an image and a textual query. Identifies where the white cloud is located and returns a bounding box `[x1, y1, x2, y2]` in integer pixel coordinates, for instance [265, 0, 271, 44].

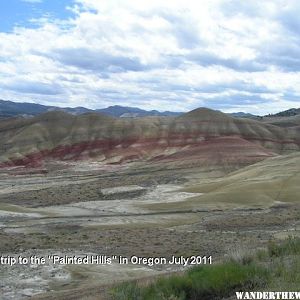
[0, 0, 300, 114]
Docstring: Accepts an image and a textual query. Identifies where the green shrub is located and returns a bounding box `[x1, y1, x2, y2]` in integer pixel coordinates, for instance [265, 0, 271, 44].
[111, 238, 300, 300]
[112, 262, 269, 300]
[267, 236, 300, 257]
[186, 262, 269, 299]
[112, 282, 143, 300]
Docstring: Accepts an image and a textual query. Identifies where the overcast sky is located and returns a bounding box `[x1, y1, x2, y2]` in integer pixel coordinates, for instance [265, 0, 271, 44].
[0, 0, 300, 114]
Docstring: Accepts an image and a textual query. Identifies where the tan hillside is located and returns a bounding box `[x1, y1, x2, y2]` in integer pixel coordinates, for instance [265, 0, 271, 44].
[182, 152, 300, 209]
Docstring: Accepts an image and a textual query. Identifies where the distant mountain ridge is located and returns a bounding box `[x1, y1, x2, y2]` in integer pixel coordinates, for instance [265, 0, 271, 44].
[0, 100, 182, 118]
[96, 105, 181, 117]
[0, 99, 91, 118]
[228, 112, 260, 119]
[265, 108, 300, 117]
[1, 99, 299, 120]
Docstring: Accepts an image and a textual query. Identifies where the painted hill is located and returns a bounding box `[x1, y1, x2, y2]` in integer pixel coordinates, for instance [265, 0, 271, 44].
[0, 108, 299, 169]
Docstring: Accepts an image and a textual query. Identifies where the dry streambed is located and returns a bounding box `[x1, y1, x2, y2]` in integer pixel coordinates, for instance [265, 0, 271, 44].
[0, 183, 201, 299]
[1, 184, 201, 232]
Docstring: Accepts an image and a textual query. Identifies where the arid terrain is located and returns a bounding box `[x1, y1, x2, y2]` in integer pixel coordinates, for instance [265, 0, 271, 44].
[2, 0, 300, 297]
[0, 108, 299, 299]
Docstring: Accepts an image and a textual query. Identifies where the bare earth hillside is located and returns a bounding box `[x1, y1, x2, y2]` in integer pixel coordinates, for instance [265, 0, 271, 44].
[0, 108, 299, 170]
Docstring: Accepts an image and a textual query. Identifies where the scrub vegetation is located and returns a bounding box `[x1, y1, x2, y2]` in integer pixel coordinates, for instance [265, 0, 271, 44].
[112, 237, 300, 300]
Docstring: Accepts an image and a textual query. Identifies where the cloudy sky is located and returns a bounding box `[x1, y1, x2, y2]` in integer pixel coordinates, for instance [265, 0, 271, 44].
[0, 0, 300, 114]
